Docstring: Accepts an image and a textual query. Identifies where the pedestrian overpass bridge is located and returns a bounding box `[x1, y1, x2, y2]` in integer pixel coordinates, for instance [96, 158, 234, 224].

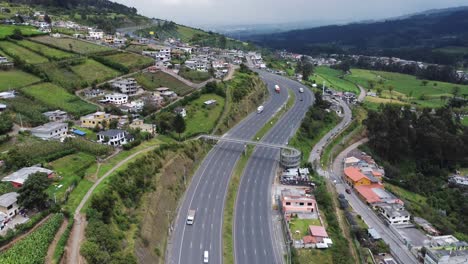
[197, 135, 301, 168]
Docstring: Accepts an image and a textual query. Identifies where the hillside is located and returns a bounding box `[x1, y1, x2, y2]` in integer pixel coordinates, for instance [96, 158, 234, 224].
[3, 0, 151, 32]
[248, 7, 468, 65]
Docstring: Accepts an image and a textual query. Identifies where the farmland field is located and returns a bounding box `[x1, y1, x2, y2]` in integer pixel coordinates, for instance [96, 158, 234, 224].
[0, 41, 48, 64]
[21, 82, 97, 116]
[180, 93, 225, 138]
[49, 152, 96, 202]
[312, 66, 359, 93]
[0, 213, 64, 264]
[345, 68, 468, 108]
[71, 59, 121, 84]
[103, 52, 154, 71]
[36, 63, 84, 91]
[0, 70, 41, 91]
[14, 39, 75, 60]
[135, 71, 194, 95]
[0, 25, 42, 39]
[32, 35, 113, 54]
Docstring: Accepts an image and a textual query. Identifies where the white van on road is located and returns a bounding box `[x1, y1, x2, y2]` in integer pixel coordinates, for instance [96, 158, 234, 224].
[203, 250, 209, 263]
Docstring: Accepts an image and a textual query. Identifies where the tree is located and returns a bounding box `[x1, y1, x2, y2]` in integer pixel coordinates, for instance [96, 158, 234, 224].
[452, 86, 461, 98]
[0, 114, 13, 134]
[44, 14, 52, 24]
[368, 80, 376, 90]
[387, 85, 394, 102]
[17, 172, 52, 210]
[421, 80, 428, 86]
[218, 35, 227, 49]
[302, 61, 314, 81]
[109, 119, 118, 129]
[10, 28, 23, 40]
[173, 114, 186, 140]
[376, 87, 383, 96]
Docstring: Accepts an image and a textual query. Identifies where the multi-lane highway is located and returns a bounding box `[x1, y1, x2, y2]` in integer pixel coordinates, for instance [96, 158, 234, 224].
[234, 74, 313, 264]
[168, 71, 292, 264]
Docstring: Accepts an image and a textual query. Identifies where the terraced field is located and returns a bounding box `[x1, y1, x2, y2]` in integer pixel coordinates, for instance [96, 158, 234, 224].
[0, 70, 41, 91]
[32, 35, 113, 54]
[71, 59, 121, 84]
[14, 39, 75, 60]
[0, 25, 42, 39]
[103, 52, 154, 71]
[135, 71, 194, 95]
[21, 82, 97, 116]
[0, 41, 48, 64]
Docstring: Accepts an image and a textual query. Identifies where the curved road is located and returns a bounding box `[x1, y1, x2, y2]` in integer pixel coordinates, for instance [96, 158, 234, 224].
[168, 72, 291, 264]
[234, 74, 313, 264]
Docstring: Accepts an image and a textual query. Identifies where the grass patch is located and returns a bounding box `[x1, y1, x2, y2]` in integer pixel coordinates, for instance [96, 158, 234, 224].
[0, 25, 42, 39]
[71, 59, 121, 84]
[294, 247, 333, 264]
[289, 218, 322, 240]
[135, 71, 194, 95]
[0, 40, 48, 64]
[179, 93, 225, 138]
[21, 82, 97, 116]
[63, 179, 94, 213]
[103, 52, 154, 71]
[14, 39, 75, 60]
[345, 68, 468, 108]
[0, 70, 41, 91]
[223, 145, 253, 264]
[48, 152, 96, 203]
[179, 67, 212, 83]
[31, 35, 113, 54]
[311, 67, 359, 94]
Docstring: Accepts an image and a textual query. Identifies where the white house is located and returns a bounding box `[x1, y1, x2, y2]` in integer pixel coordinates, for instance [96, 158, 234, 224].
[0, 57, 9, 64]
[0, 91, 15, 99]
[30, 122, 68, 140]
[0, 192, 19, 218]
[174, 107, 187, 118]
[2, 167, 55, 188]
[43, 110, 69, 122]
[97, 129, 132, 146]
[104, 93, 128, 104]
[88, 30, 104, 40]
[376, 203, 411, 225]
[111, 78, 139, 96]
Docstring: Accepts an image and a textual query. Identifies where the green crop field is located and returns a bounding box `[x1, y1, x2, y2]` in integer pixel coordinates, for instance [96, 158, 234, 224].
[103, 52, 154, 71]
[32, 35, 113, 54]
[0, 70, 41, 91]
[71, 59, 121, 84]
[180, 93, 225, 138]
[346, 68, 468, 108]
[136, 71, 194, 95]
[176, 25, 208, 42]
[49, 152, 96, 202]
[311, 66, 359, 93]
[0, 213, 64, 264]
[0, 25, 42, 39]
[14, 39, 75, 60]
[21, 82, 97, 116]
[0, 41, 48, 64]
[36, 63, 85, 91]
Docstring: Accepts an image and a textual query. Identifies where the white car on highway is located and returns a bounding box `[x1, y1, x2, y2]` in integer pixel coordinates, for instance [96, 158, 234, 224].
[203, 250, 209, 263]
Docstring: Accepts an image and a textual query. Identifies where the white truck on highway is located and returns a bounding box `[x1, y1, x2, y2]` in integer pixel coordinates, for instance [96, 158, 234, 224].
[257, 105, 264, 114]
[187, 209, 196, 225]
[299, 87, 304, 93]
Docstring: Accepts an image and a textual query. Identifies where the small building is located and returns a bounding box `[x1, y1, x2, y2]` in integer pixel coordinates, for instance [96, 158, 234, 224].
[111, 78, 139, 96]
[0, 104, 6, 112]
[308, 225, 332, 246]
[174, 107, 187, 118]
[344, 167, 373, 186]
[80, 111, 111, 129]
[2, 167, 55, 188]
[130, 119, 156, 134]
[344, 156, 360, 167]
[87, 30, 104, 40]
[281, 192, 317, 215]
[43, 110, 69, 122]
[204, 100, 217, 107]
[368, 228, 382, 240]
[84, 89, 105, 98]
[376, 203, 411, 225]
[30, 122, 68, 140]
[104, 93, 128, 105]
[97, 129, 132, 146]
[424, 246, 468, 264]
[0, 192, 19, 217]
[161, 91, 177, 99]
[0, 91, 15, 99]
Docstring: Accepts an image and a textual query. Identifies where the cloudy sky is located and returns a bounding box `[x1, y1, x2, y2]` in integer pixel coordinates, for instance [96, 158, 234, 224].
[115, 0, 468, 27]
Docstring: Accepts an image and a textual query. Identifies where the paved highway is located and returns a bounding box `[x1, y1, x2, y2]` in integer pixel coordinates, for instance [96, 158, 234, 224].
[234, 73, 314, 264]
[168, 72, 290, 264]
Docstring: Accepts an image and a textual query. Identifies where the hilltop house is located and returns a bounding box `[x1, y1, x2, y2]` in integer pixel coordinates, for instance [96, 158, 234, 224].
[97, 129, 133, 146]
[2, 167, 55, 188]
[376, 203, 411, 225]
[0, 192, 19, 217]
[84, 89, 105, 98]
[103, 93, 128, 105]
[43, 110, 69, 122]
[30, 122, 68, 140]
[130, 119, 156, 134]
[111, 78, 140, 96]
[80, 111, 111, 128]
